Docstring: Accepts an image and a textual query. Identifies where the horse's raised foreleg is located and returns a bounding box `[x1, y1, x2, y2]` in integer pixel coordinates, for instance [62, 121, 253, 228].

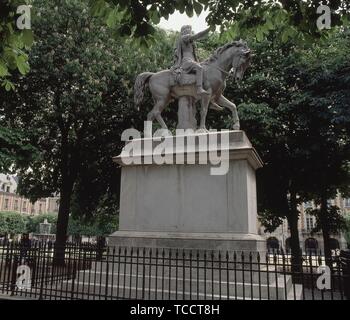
[217, 95, 240, 130]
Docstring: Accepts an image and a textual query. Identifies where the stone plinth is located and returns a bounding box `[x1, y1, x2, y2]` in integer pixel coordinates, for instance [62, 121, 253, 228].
[109, 130, 264, 252]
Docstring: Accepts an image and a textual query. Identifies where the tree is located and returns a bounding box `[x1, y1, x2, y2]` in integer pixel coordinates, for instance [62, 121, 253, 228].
[286, 30, 350, 262]
[0, 211, 27, 236]
[0, 125, 38, 172]
[25, 212, 58, 234]
[212, 38, 308, 269]
[24, 211, 117, 239]
[2, 0, 126, 262]
[1, 0, 174, 262]
[0, 1, 37, 174]
[209, 0, 350, 43]
[202, 28, 349, 268]
[88, 0, 350, 44]
[308, 205, 347, 250]
[68, 213, 118, 239]
[0, 0, 33, 90]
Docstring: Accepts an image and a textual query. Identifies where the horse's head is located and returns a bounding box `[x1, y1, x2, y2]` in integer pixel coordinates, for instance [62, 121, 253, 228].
[204, 40, 252, 82]
[230, 41, 252, 82]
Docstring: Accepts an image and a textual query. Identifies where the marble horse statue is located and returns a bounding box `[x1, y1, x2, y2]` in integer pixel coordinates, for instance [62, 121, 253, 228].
[134, 25, 252, 132]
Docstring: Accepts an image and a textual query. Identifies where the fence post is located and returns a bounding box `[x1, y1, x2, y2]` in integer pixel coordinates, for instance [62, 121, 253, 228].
[39, 243, 46, 300]
[96, 237, 105, 261]
[340, 249, 350, 300]
[10, 246, 18, 297]
[70, 260, 77, 300]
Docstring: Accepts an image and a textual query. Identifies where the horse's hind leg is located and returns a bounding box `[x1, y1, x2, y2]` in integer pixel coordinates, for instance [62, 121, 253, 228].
[148, 98, 170, 129]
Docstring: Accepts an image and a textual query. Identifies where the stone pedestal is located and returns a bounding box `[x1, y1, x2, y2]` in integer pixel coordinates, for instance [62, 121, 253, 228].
[177, 96, 197, 130]
[109, 130, 264, 252]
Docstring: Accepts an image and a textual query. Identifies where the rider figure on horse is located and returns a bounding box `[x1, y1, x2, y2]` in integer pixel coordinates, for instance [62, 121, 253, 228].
[172, 25, 211, 96]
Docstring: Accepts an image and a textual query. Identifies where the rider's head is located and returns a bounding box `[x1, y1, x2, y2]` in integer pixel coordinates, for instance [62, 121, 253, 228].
[181, 25, 192, 35]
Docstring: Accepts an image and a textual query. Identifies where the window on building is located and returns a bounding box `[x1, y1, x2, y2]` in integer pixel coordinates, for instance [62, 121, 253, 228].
[23, 201, 27, 211]
[327, 199, 334, 207]
[305, 238, 318, 255]
[4, 199, 9, 210]
[267, 237, 280, 253]
[1, 184, 5, 190]
[344, 198, 350, 208]
[39, 203, 42, 213]
[6, 186, 10, 193]
[306, 215, 315, 232]
[14, 200, 18, 211]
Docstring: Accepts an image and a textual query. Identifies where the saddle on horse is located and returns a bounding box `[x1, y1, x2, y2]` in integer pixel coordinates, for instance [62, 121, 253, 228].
[170, 67, 197, 86]
[169, 67, 222, 111]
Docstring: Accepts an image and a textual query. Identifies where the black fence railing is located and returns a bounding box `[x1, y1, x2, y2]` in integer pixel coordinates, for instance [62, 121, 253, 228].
[0, 242, 349, 300]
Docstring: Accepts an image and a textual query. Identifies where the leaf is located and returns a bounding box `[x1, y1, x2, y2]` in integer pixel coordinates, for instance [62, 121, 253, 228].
[256, 28, 264, 42]
[16, 55, 30, 75]
[281, 29, 290, 43]
[106, 10, 116, 27]
[228, 23, 240, 39]
[0, 62, 9, 77]
[4, 80, 15, 91]
[22, 30, 34, 47]
[265, 19, 274, 30]
[150, 10, 161, 25]
[193, 1, 203, 16]
[185, 4, 194, 18]
[175, 0, 186, 13]
[134, 22, 155, 37]
[90, 0, 108, 16]
[118, 24, 132, 36]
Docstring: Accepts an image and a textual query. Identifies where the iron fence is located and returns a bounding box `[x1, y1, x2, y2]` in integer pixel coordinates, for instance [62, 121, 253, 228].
[0, 242, 349, 300]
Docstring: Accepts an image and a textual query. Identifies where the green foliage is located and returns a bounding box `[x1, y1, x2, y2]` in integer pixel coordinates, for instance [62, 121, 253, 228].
[1, 0, 174, 240]
[258, 209, 284, 233]
[209, 0, 350, 44]
[204, 30, 350, 234]
[25, 212, 58, 234]
[2, 0, 349, 88]
[68, 213, 118, 237]
[307, 206, 347, 235]
[22, 211, 117, 237]
[2, 0, 128, 202]
[0, 211, 27, 235]
[88, 0, 350, 45]
[0, 0, 34, 89]
[0, 125, 38, 173]
[2, 0, 349, 244]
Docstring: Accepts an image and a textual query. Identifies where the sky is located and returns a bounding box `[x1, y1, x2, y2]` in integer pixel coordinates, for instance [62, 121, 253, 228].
[158, 10, 209, 33]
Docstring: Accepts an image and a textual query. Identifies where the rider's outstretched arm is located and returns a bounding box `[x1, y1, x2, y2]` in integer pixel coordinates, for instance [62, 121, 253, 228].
[189, 27, 210, 42]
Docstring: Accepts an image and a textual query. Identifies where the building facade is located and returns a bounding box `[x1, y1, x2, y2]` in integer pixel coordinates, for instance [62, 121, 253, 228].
[259, 192, 350, 253]
[0, 174, 59, 216]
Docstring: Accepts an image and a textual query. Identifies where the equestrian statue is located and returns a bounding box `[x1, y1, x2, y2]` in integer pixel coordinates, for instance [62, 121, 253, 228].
[134, 25, 252, 132]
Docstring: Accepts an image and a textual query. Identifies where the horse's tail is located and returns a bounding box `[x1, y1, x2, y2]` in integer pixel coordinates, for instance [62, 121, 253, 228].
[134, 72, 154, 110]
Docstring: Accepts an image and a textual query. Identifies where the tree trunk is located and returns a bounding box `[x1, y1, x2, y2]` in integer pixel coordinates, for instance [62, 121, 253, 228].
[54, 182, 73, 265]
[320, 195, 332, 267]
[53, 125, 78, 265]
[287, 191, 302, 275]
